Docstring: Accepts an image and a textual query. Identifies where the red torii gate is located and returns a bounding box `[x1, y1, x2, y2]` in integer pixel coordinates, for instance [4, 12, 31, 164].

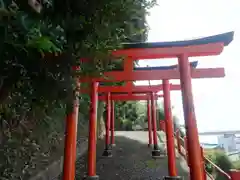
[62, 31, 234, 180]
[99, 92, 165, 158]
[98, 93, 163, 101]
[82, 82, 181, 155]
[88, 63, 195, 158]
[87, 81, 181, 160]
[97, 89, 170, 155]
[80, 83, 180, 93]
[80, 66, 225, 180]
[83, 67, 224, 180]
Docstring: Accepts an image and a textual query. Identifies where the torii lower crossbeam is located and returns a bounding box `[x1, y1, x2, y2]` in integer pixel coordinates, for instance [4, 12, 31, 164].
[80, 68, 224, 82]
[80, 84, 180, 93]
[98, 94, 163, 101]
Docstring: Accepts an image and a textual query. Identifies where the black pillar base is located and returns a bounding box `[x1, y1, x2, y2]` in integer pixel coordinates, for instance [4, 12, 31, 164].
[85, 175, 99, 180]
[102, 147, 112, 157]
[152, 149, 161, 158]
[151, 144, 161, 159]
[163, 176, 183, 180]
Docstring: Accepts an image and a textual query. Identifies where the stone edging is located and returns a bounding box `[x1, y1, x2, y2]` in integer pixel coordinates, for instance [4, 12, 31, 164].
[29, 139, 88, 180]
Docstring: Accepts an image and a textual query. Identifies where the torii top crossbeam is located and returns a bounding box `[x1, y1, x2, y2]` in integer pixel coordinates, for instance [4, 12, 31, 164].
[79, 31, 233, 86]
[112, 31, 233, 59]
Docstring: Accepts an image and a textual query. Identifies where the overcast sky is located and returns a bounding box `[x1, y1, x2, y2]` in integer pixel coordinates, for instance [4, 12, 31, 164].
[136, 0, 240, 137]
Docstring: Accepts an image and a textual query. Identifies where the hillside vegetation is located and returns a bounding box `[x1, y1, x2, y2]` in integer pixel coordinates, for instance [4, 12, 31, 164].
[205, 149, 240, 180]
[0, 0, 156, 179]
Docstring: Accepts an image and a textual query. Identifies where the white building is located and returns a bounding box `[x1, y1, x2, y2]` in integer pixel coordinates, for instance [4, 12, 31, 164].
[217, 134, 237, 153]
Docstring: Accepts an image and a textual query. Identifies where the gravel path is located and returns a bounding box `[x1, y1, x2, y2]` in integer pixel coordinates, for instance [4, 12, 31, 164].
[75, 131, 189, 180]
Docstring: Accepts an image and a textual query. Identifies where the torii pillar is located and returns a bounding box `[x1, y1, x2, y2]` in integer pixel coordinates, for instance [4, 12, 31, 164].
[110, 100, 116, 147]
[147, 96, 153, 147]
[62, 80, 80, 180]
[162, 79, 179, 179]
[87, 81, 99, 179]
[102, 92, 112, 157]
[151, 92, 161, 158]
[178, 54, 203, 180]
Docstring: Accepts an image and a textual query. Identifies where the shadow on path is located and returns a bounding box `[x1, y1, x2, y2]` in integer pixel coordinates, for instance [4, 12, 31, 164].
[75, 134, 188, 180]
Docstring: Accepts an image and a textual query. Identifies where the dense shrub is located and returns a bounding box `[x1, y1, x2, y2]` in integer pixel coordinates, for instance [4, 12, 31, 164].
[233, 160, 240, 170]
[215, 151, 233, 180]
[0, 0, 156, 178]
[205, 150, 233, 180]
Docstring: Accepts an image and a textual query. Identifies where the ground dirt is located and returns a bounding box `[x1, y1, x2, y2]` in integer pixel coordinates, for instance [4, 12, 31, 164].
[71, 131, 189, 180]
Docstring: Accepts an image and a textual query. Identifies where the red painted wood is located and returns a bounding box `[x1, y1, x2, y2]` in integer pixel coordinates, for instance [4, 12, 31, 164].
[110, 100, 115, 145]
[87, 82, 98, 177]
[229, 170, 240, 180]
[147, 99, 153, 146]
[178, 54, 203, 180]
[63, 85, 79, 180]
[124, 57, 134, 71]
[163, 79, 177, 176]
[98, 94, 163, 101]
[80, 84, 181, 93]
[200, 147, 207, 180]
[105, 93, 111, 147]
[80, 68, 225, 82]
[111, 43, 224, 59]
[151, 92, 158, 146]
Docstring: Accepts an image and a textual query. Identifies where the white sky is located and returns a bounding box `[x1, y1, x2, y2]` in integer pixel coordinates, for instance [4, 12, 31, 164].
[136, 0, 240, 135]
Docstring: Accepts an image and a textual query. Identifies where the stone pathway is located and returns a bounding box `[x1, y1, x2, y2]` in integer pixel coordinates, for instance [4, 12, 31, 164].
[74, 131, 189, 180]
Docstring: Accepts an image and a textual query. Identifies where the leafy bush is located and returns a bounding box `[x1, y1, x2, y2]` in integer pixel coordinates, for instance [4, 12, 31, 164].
[0, 0, 156, 178]
[205, 150, 217, 174]
[215, 151, 233, 180]
[233, 160, 240, 170]
[205, 150, 233, 180]
[120, 119, 133, 131]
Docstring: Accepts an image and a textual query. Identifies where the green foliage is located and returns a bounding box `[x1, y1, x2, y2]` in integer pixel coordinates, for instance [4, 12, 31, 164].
[115, 101, 165, 131]
[205, 150, 218, 174]
[156, 103, 165, 121]
[233, 160, 240, 170]
[0, 0, 156, 178]
[114, 101, 182, 132]
[215, 152, 233, 180]
[205, 150, 233, 180]
[0, 0, 156, 122]
[0, 107, 66, 179]
[121, 119, 133, 131]
[114, 101, 139, 130]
